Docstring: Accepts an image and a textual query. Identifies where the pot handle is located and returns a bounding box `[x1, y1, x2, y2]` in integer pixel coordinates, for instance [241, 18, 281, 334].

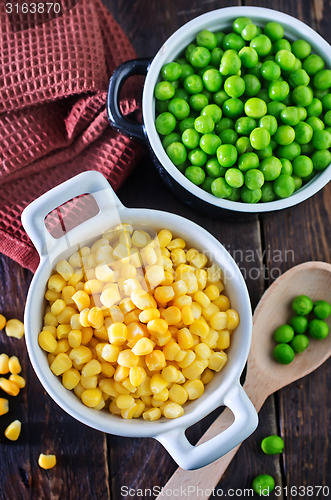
[156, 384, 258, 470]
[107, 58, 151, 141]
[21, 171, 123, 258]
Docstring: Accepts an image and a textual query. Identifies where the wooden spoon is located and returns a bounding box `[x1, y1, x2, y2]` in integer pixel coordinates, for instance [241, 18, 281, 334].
[157, 261, 331, 500]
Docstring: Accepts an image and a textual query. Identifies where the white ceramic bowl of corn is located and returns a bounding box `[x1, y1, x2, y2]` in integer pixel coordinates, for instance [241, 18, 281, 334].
[22, 171, 257, 470]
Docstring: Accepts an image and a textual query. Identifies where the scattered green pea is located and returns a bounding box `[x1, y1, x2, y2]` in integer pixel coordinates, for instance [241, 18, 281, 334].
[292, 295, 313, 315]
[273, 343, 295, 364]
[309, 319, 329, 339]
[290, 315, 308, 334]
[252, 474, 275, 496]
[313, 300, 331, 320]
[261, 435, 284, 455]
[290, 334, 309, 353]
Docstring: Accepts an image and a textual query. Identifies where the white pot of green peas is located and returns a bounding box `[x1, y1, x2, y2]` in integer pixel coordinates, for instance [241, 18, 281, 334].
[107, 7, 331, 214]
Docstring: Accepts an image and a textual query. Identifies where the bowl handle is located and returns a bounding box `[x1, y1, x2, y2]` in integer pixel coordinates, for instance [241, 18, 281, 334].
[107, 58, 151, 141]
[156, 384, 258, 470]
[21, 171, 123, 259]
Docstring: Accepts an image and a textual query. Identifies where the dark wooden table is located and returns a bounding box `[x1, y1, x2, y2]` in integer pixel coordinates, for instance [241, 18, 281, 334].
[1, 1, 330, 499]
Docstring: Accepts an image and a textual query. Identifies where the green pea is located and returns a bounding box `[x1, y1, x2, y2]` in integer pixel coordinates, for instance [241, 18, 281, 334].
[243, 74, 261, 97]
[280, 158, 293, 175]
[309, 319, 329, 339]
[166, 142, 187, 165]
[178, 63, 195, 81]
[188, 148, 207, 166]
[233, 16, 252, 34]
[236, 136, 253, 154]
[252, 474, 276, 496]
[227, 187, 241, 201]
[202, 68, 223, 92]
[274, 324, 295, 343]
[219, 50, 241, 76]
[297, 107, 307, 121]
[261, 182, 276, 202]
[322, 93, 331, 110]
[155, 112, 176, 135]
[312, 129, 331, 150]
[275, 49, 296, 71]
[202, 104, 222, 123]
[290, 334, 309, 353]
[325, 110, 331, 126]
[274, 125, 295, 145]
[162, 132, 181, 150]
[210, 47, 224, 67]
[185, 166, 206, 185]
[189, 93, 209, 111]
[185, 43, 196, 61]
[267, 101, 286, 119]
[250, 128, 270, 150]
[273, 38, 292, 53]
[174, 88, 190, 102]
[306, 116, 325, 131]
[273, 343, 295, 364]
[240, 185, 262, 203]
[219, 128, 238, 145]
[258, 145, 273, 160]
[200, 133, 221, 155]
[259, 115, 278, 135]
[292, 295, 313, 315]
[182, 128, 200, 149]
[161, 62, 182, 81]
[238, 152, 259, 171]
[301, 169, 316, 182]
[292, 39, 311, 59]
[224, 75, 246, 98]
[179, 117, 195, 134]
[194, 115, 214, 134]
[155, 81, 176, 101]
[213, 90, 229, 107]
[264, 21, 284, 41]
[184, 74, 204, 94]
[217, 144, 238, 167]
[235, 117, 257, 136]
[289, 69, 310, 88]
[311, 150, 331, 171]
[293, 155, 313, 178]
[241, 23, 258, 42]
[268, 80, 290, 101]
[245, 168, 264, 189]
[225, 168, 244, 188]
[215, 31, 225, 47]
[168, 98, 190, 120]
[314, 300, 331, 320]
[245, 98, 267, 119]
[280, 107, 300, 126]
[211, 177, 232, 198]
[303, 54, 325, 76]
[261, 435, 284, 455]
[222, 32, 245, 52]
[260, 156, 282, 181]
[250, 35, 272, 56]
[294, 122, 313, 144]
[190, 46, 211, 68]
[248, 61, 262, 78]
[273, 174, 295, 198]
[277, 142, 301, 160]
[290, 315, 308, 334]
[293, 175, 303, 190]
[261, 61, 281, 81]
[239, 46, 259, 68]
[196, 30, 217, 50]
[215, 117, 234, 134]
[206, 158, 226, 178]
[223, 98, 244, 118]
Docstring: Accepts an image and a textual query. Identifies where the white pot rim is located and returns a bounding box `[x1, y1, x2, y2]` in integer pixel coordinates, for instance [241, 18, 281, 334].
[143, 6, 331, 213]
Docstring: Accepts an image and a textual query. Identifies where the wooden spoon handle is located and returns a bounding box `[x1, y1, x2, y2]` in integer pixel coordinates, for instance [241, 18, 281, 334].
[156, 367, 269, 500]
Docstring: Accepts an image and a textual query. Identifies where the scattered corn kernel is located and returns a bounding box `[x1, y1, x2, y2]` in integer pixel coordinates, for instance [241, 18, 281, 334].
[0, 353, 10, 374]
[38, 454, 57, 469]
[0, 377, 20, 396]
[8, 356, 21, 374]
[5, 319, 24, 339]
[5, 419, 21, 441]
[0, 397, 9, 415]
[0, 314, 7, 330]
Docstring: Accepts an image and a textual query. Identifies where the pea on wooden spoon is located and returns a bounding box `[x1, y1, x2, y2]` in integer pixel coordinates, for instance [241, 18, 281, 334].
[157, 261, 331, 500]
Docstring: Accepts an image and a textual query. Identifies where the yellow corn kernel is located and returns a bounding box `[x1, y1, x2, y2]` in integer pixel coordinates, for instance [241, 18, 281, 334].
[194, 291, 210, 309]
[73, 382, 84, 399]
[82, 359, 102, 378]
[170, 248, 186, 267]
[163, 402, 184, 419]
[178, 349, 196, 369]
[191, 252, 208, 269]
[210, 311, 228, 331]
[117, 349, 139, 368]
[121, 404, 138, 420]
[137, 378, 152, 397]
[129, 366, 147, 387]
[154, 286, 175, 303]
[133, 399, 145, 418]
[94, 342, 107, 360]
[68, 329, 82, 348]
[69, 346, 92, 365]
[207, 263, 222, 283]
[147, 318, 168, 337]
[81, 327, 93, 344]
[189, 319, 209, 338]
[201, 368, 214, 385]
[121, 378, 136, 394]
[5, 319, 25, 339]
[116, 395, 135, 409]
[141, 245, 158, 267]
[182, 360, 206, 380]
[153, 387, 169, 402]
[70, 314, 81, 330]
[56, 324, 71, 339]
[139, 308, 160, 323]
[161, 365, 178, 383]
[53, 339, 70, 355]
[145, 350, 166, 371]
[153, 331, 172, 347]
[191, 302, 202, 320]
[91, 237, 110, 253]
[95, 264, 115, 282]
[131, 230, 151, 248]
[0, 353, 9, 374]
[0, 314, 6, 330]
[172, 280, 188, 298]
[48, 274, 66, 293]
[45, 289, 61, 304]
[8, 356, 21, 375]
[213, 294, 231, 311]
[174, 349, 186, 362]
[227, 309, 240, 330]
[177, 328, 194, 349]
[195, 343, 212, 360]
[81, 388, 102, 408]
[56, 259, 73, 281]
[6, 374, 25, 392]
[50, 299, 66, 317]
[99, 378, 118, 397]
[167, 238, 186, 251]
[208, 351, 228, 372]
[123, 310, 140, 325]
[145, 264, 165, 289]
[50, 353, 72, 376]
[57, 306, 76, 324]
[108, 306, 123, 324]
[204, 284, 220, 301]
[123, 278, 141, 296]
[203, 328, 219, 349]
[157, 229, 172, 248]
[176, 371, 186, 384]
[168, 325, 179, 339]
[161, 306, 181, 326]
[126, 322, 146, 346]
[130, 289, 151, 310]
[130, 248, 142, 267]
[184, 379, 204, 400]
[100, 362, 115, 378]
[161, 255, 173, 272]
[160, 270, 174, 286]
[181, 305, 195, 326]
[143, 407, 161, 421]
[0, 397, 9, 415]
[217, 329, 231, 350]
[38, 454, 57, 469]
[132, 337, 154, 356]
[150, 374, 168, 394]
[102, 344, 120, 363]
[62, 368, 80, 390]
[161, 247, 170, 258]
[0, 378, 20, 396]
[71, 290, 90, 311]
[163, 340, 181, 361]
[5, 420, 21, 441]
[68, 271, 84, 287]
[81, 374, 98, 389]
[43, 325, 57, 336]
[99, 286, 120, 308]
[84, 279, 104, 295]
[109, 400, 121, 415]
[48, 353, 55, 365]
[87, 307, 103, 329]
[114, 365, 130, 383]
[202, 303, 219, 321]
[195, 269, 207, 290]
[140, 395, 153, 407]
[173, 295, 192, 309]
[108, 323, 127, 345]
[169, 384, 188, 405]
